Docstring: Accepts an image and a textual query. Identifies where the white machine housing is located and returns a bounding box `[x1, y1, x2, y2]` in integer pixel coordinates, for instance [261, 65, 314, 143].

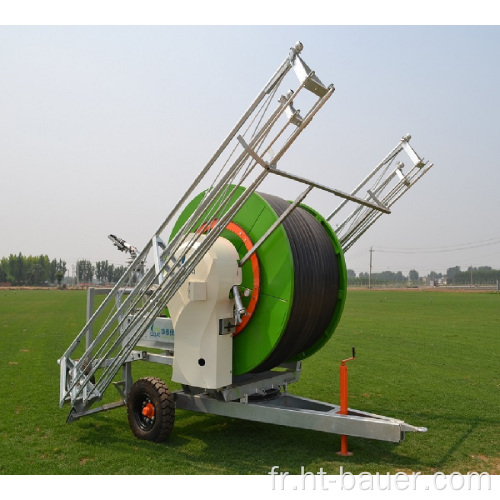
[168, 235, 241, 389]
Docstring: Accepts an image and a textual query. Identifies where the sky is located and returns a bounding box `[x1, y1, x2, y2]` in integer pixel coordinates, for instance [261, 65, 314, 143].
[1, 7, 500, 278]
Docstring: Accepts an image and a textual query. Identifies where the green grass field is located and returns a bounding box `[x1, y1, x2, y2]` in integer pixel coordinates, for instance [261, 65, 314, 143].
[0, 288, 499, 475]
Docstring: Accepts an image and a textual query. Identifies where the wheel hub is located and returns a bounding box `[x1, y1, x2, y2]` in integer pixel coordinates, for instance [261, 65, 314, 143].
[142, 402, 155, 419]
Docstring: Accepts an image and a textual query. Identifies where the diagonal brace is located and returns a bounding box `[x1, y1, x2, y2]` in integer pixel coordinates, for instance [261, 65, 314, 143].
[237, 135, 276, 169]
[268, 168, 391, 214]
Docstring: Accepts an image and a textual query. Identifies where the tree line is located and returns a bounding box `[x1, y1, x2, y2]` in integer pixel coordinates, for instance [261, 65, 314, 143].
[347, 265, 500, 286]
[448, 266, 500, 285]
[3, 252, 499, 287]
[0, 253, 67, 286]
[75, 259, 127, 285]
[348, 269, 408, 286]
[0, 253, 127, 286]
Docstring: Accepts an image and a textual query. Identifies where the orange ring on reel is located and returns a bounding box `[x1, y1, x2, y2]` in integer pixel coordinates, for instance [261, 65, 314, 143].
[224, 222, 260, 335]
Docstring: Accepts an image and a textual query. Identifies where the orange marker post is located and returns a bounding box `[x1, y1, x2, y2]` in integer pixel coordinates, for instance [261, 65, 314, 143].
[337, 347, 356, 456]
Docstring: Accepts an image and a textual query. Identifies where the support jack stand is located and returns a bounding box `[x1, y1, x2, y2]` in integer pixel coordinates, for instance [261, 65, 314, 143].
[336, 347, 356, 456]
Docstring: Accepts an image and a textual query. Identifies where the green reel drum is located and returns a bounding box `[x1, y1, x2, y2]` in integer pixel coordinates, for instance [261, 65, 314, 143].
[170, 186, 347, 376]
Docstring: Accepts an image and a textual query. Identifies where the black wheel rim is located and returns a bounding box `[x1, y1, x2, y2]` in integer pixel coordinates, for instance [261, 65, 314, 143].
[133, 392, 156, 432]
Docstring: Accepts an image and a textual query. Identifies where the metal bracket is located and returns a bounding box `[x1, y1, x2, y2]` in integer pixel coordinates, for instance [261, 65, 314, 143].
[278, 92, 303, 126]
[401, 134, 425, 168]
[291, 52, 330, 98]
[152, 236, 167, 284]
[232, 285, 246, 324]
[395, 162, 410, 186]
[219, 318, 235, 335]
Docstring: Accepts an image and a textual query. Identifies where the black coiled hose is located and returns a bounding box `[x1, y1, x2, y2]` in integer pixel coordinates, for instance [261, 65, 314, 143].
[253, 193, 340, 371]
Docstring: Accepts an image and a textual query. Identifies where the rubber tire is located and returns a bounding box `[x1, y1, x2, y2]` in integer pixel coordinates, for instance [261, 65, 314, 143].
[127, 377, 175, 443]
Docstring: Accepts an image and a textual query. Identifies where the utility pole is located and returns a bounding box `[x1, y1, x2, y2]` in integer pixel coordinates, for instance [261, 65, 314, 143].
[369, 247, 373, 290]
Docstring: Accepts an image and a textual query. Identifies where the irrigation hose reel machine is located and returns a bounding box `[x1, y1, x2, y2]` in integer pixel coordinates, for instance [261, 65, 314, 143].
[59, 42, 433, 447]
